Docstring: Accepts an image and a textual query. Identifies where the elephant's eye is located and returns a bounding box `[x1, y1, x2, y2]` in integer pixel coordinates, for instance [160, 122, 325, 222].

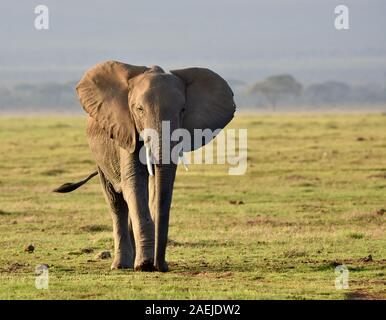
[137, 105, 144, 112]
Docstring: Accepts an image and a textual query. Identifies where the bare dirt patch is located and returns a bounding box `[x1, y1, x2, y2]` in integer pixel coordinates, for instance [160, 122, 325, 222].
[229, 200, 244, 205]
[284, 174, 320, 182]
[1, 262, 30, 274]
[0, 209, 12, 216]
[345, 290, 385, 300]
[177, 271, 233, 279]
[368, 173, 386, 179]
[42, 169, 67, 176]
[79, 224, 111, 233]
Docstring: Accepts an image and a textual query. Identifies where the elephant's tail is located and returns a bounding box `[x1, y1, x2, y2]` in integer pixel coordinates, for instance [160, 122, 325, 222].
[53, 171, 99, 193]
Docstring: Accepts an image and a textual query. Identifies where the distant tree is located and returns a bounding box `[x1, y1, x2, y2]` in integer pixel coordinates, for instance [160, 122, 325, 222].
[351, 83, 382, 105]
[248, 74, 302, 110]
[304, 81, 351, 106]
[0, 87, 12, 108]
[14, 83, 37, 92]
[0, 81, 79, 110]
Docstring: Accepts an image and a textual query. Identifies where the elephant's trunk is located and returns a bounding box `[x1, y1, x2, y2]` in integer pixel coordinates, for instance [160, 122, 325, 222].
[153, 163, 177, 271]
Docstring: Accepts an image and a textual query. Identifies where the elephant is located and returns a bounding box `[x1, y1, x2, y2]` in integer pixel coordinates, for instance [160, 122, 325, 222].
[54, 61, 235, 272]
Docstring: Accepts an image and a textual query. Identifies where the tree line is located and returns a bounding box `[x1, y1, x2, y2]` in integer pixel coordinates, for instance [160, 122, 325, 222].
[1, 75, 386, 112]
[238, 75, 386, 110]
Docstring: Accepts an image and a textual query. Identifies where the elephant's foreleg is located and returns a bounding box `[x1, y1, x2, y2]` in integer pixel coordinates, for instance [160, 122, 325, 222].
[98, 168, 135, 269]
[121, 151, 155, 271]
[153, 164, 177, 272]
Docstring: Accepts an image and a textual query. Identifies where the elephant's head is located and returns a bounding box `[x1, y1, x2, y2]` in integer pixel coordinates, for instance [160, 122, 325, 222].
[76, 61, 235, 171]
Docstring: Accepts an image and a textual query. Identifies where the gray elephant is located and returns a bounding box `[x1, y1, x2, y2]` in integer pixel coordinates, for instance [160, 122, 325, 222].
[54, 61, 235, 272]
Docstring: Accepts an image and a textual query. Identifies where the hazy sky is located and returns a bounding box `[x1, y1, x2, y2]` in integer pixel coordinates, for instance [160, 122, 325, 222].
[1, 0, 385, 85]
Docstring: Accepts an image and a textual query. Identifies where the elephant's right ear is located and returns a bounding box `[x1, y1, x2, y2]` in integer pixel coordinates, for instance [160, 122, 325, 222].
[76, 61, 148, 152]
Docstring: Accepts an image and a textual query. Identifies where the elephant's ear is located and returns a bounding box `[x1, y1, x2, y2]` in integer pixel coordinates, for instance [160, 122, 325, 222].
[170, 67, 236, 151]
[76, 61, 148, 152]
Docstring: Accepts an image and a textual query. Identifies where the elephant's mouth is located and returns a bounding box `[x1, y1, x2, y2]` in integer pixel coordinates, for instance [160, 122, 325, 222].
[144, 144, 188, 176]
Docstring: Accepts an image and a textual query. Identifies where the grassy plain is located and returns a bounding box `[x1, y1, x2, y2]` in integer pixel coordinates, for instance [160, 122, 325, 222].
[0, 113, 385, 299]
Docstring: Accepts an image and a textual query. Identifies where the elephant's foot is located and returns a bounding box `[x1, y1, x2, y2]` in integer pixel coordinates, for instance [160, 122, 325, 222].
[134, 259, 156, 272]
[111, 253, 134, 270]
[155, 260, 169, 272]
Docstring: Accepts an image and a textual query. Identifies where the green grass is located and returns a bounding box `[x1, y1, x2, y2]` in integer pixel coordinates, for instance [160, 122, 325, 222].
[0, 113, 385, 300]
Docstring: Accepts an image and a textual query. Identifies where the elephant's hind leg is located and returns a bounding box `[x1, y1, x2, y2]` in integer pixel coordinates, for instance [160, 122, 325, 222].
[98, 168, 135, 269]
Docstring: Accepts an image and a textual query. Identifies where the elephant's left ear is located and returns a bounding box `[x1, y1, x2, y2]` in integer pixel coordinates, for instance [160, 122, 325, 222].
[76, 61, 148, 152]
[170, 68, 236, 151]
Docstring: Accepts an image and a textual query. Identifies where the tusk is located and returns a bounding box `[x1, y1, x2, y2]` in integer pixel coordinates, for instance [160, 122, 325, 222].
[146, 146, 154, 176]
[179, 151, 189, 171]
